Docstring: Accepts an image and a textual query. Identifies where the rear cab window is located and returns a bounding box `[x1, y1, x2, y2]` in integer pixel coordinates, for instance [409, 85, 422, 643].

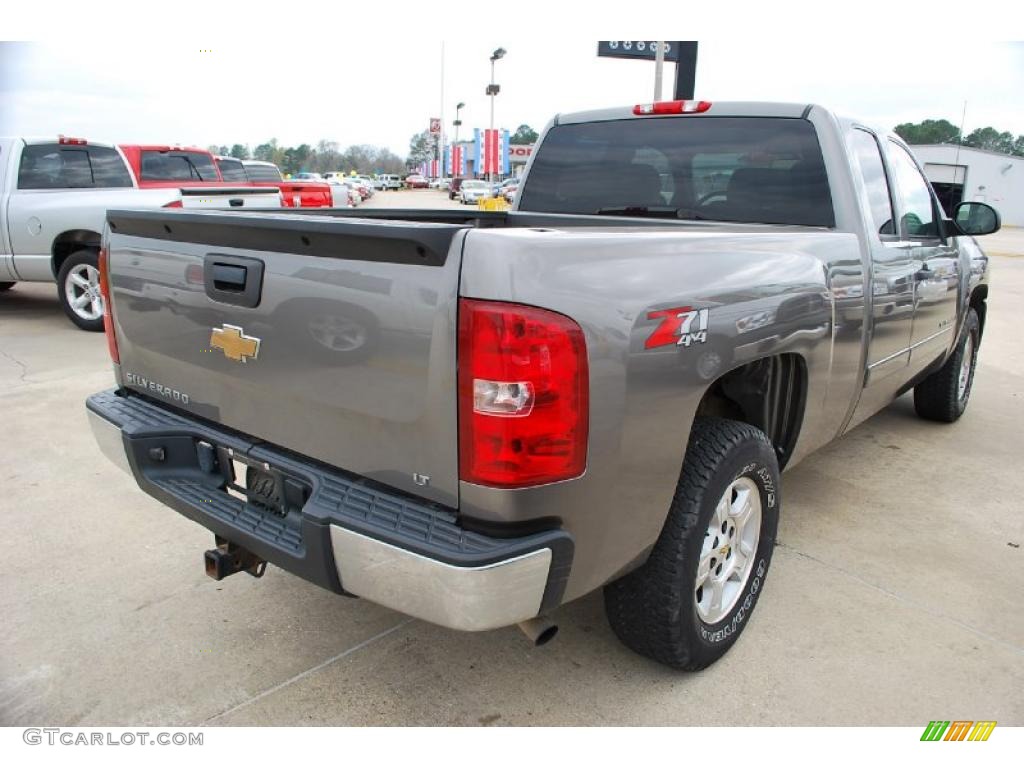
[17, 143, 133, 189]
[243, 164, 283, 182]
[518, 116, 835, 227]
[140, 151, 219, 182]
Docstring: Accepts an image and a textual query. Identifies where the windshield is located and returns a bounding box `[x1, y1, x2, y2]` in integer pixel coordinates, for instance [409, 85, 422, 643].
[518, 116, 834, 227]
[463, 181, 487, 189]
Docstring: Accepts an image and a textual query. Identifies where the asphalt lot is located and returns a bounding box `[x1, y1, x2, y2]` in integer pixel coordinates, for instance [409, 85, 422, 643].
[1, 191, 1021, 726]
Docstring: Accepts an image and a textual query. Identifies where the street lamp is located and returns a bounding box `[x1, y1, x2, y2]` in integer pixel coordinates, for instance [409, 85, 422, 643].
[453, 102, 465, 144]
[486, 47, 506, 182]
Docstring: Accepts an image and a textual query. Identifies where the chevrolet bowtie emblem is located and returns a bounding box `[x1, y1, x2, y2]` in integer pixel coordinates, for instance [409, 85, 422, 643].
[210, 324, 261, 363]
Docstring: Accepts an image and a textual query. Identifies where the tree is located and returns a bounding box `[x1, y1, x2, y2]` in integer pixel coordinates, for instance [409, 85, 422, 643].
[282, 144, 312, 175]
[511, 124, 538, 144]
[229, 144, 250, 160]
[407, 131, 435, 168]
[962, 127, 1017, 155]
[253, 139, 278, 162]
[893, 118, 960, 146]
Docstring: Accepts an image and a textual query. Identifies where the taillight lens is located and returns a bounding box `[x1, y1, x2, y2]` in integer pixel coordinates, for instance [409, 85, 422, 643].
[458, 299, 589, 488]
[163, 199, 183, 208]
[98, 247, 119, 363]
[633, 100, 712, 115]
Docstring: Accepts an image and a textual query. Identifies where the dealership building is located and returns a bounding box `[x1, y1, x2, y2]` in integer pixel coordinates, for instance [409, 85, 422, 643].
[911, 144, 1023, 227]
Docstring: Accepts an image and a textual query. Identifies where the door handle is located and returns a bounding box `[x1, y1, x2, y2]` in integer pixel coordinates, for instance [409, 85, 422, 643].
[212, 264, 247, 291]
[204, 254, 264, 308]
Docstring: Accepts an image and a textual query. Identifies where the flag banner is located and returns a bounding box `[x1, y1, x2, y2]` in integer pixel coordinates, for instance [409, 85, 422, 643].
[474, 129, 482, 176]
[501, 129, 510, 176]
[480, 129, 502, 175]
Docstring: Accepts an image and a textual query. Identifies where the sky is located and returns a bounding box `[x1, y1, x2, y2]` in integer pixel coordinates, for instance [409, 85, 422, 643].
[2, 39, 1022, 158]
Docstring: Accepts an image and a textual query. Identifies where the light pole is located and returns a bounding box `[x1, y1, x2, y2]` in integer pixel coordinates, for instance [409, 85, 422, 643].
[453, 102, 465, 145]
[486, 47, 506, 183]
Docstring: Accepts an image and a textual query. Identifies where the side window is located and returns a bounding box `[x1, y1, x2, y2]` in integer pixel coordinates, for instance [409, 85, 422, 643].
[888, 142, 939, 238]
[18, 144, 92, 189]
[87, 147, 133, 188]
[850, 130, 895, 237]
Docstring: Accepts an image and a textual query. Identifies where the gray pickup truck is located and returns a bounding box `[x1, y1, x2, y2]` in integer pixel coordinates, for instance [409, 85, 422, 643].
[86, 100, 999, 670]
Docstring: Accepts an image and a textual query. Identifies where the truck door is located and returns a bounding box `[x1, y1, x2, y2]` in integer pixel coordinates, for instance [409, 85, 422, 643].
[0, 139, 17, 282]
[849, 129, 916, 390]
[886, 141, 961, 374]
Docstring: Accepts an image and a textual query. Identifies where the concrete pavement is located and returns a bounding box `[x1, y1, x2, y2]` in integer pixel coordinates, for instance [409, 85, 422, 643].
[1, 195, 1021, 725]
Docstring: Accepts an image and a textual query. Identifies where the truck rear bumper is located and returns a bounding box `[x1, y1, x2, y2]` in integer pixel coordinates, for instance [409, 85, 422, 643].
[86, 389, 572, 631]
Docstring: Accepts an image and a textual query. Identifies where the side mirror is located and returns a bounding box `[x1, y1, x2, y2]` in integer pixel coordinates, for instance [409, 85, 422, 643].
[952, 201, 1001, 236]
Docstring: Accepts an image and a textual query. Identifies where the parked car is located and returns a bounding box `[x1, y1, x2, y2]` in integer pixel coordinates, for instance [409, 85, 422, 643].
[0, 136, 276, 331]
[293, 172, 323, 181]
[325, 178, 361, 207]
[119, 144, 283, 209]
[404, 174, 429, 189]
[216, 157, 333, 209]
[458, 179, 490, 204]
[499, 178, 519, 202]
[86, 100, 998, 671]
[377, 174, 402, 190]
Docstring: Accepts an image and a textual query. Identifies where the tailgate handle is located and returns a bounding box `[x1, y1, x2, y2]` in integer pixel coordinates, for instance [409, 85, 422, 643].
[212, 264, 247, 291]
[228, 198, 245, 207]
[204, 254, 264, 308]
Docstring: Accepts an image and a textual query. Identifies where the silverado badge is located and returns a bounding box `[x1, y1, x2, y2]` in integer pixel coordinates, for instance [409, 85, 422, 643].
[210, 324, 261, 363]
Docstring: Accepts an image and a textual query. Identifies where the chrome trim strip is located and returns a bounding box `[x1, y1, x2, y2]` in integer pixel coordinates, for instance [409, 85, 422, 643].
[87, 409, 132, 475]
[867, 347, 909, 370]
[867, 326, 952, 370]
[329, 526, 551, 631]
[909, 326, 953, 351]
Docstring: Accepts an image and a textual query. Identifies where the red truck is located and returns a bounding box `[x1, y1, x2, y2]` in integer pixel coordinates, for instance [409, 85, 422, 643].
[215, 156, 335, 209]
[118, 145, 282, 208]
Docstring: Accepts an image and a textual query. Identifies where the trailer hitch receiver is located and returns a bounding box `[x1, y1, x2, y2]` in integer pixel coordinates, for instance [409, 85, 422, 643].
[204, 536, 267, 580]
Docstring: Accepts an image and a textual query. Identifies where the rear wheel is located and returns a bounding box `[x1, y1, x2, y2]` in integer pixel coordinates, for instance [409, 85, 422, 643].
[604, 417, 780, 670]
[56, 250, 104, 332]
[913, 308, 980, 423]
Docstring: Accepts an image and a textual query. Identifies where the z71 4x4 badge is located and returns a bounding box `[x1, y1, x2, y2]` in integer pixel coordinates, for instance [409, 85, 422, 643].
[644, 306, 710, 349]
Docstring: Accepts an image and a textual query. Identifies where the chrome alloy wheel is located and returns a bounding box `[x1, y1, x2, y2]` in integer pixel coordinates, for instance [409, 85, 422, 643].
[695, 476, 762, 624]
[65, 263, 104, 321]
[958, 333, 974, 401]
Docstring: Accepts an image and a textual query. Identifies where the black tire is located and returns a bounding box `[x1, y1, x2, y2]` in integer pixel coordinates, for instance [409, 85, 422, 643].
[56, 249, 104, 332]
[913, 308, 980, 423]
[0, 282, 15, 292]
[604, 417, 780, 670]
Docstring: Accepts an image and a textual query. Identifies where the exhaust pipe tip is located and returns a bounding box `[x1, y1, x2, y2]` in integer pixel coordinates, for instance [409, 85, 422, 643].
[518, 616, 558, 647]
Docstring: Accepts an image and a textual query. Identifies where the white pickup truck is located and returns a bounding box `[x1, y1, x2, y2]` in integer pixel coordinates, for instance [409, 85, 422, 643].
[0, 136, 281, 331]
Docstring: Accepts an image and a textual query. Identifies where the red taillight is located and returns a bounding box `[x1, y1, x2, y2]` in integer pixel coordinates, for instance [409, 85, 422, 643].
[633, 100, 712, 115]
[98, 248, 119, 364]
[163, 199, 183, 208]
[458, 299, 588, 488]
[58, 135, 87, 145]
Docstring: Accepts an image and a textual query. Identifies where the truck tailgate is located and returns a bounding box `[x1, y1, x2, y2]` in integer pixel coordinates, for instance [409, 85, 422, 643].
[179, 186, 283, 209]
[105, 209, 466, 506]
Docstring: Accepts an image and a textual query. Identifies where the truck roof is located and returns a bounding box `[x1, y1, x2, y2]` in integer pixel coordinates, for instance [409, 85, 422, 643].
[553, 101, 815, 125]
